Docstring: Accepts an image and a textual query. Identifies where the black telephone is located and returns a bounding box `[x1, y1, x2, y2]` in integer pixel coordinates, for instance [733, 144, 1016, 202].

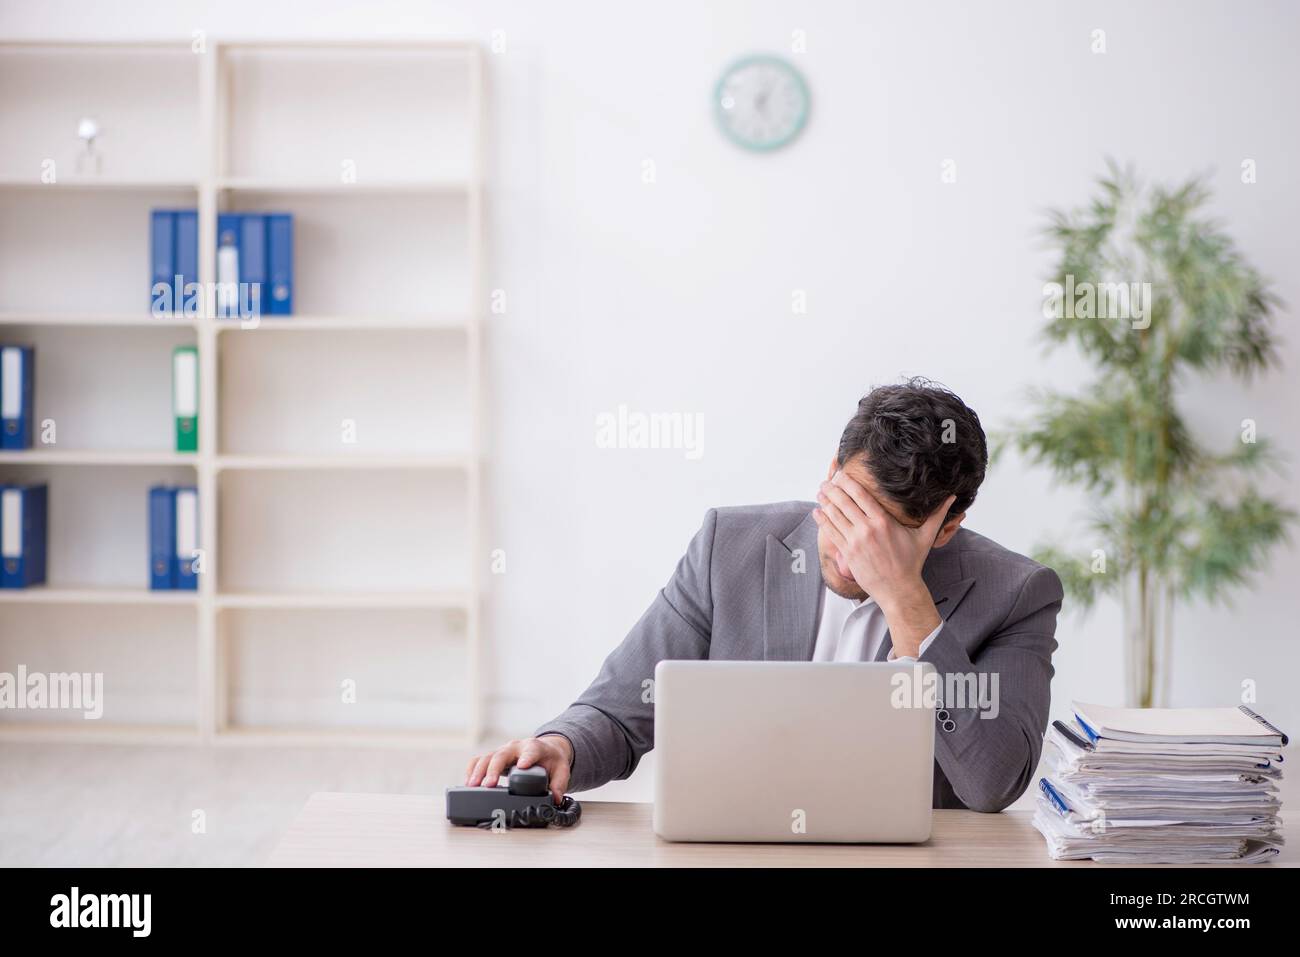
[445, 765, 582, 829]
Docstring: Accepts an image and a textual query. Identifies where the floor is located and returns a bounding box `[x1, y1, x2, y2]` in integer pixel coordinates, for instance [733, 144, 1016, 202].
[0, 738, 656, 866]
[0, 741, 467, 866]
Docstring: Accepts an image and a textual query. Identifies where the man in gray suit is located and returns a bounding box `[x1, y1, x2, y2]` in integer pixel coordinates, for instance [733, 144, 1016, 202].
[467, 379, 1064, 812]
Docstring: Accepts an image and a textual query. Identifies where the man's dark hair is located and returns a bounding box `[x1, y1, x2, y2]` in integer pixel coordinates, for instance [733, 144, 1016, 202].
[836, 378, 988, 523]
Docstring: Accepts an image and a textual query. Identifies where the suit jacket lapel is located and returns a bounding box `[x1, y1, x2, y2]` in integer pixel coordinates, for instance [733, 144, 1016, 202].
[763, 511, 823, 661]
[765, 515, 979, 662]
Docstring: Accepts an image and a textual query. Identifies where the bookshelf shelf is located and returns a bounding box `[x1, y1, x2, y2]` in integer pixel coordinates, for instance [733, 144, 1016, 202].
[0, 587, 197, 606]
[0, 313, 470, 331]
[217, 176, 471, 195]
[0, 450, 198, 467]
[211, 314, 472, 332]
[0, 178, 198, 193]
[214, 453, 473, 471]
[215, 589, 471, 611]
[0, 312, 197, 328]
[0, 38, 485, 746]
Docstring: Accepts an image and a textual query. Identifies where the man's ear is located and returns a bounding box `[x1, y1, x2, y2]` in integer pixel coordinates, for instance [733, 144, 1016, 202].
[933, 512, 966, 548]
[826, 457, 840, 482]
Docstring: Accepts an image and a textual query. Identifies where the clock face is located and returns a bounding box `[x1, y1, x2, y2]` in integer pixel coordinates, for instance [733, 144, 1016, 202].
[714, 55, 810, 151]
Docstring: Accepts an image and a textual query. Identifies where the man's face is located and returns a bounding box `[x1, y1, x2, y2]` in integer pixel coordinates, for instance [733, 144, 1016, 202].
[815, 455, 926, 600]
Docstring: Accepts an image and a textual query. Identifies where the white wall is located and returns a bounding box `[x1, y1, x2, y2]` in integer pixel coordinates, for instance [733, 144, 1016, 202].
[4, 2, 1298, 775]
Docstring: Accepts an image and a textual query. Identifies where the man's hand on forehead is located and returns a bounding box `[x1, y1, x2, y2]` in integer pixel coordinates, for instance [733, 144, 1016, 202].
[814, 475, 955, 657]
[829, 469, 924, 529]
[816, 470, 956, 586]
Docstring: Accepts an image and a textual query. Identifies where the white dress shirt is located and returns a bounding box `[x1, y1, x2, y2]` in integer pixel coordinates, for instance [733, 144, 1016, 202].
[811, 587, 943, 662]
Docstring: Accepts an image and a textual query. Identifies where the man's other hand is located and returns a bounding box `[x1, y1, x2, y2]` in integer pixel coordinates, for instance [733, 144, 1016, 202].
[464, 735, 574, 805]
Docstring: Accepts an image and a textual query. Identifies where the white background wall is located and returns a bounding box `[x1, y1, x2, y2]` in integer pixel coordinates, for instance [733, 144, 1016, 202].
[4, 2, 1298, 778]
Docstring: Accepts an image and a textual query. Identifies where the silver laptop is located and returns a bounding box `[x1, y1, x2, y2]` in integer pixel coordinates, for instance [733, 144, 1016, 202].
[653, 660, 936, 843]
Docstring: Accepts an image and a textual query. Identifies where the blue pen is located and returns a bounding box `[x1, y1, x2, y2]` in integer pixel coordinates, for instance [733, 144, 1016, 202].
[1039, 778, 1070, 816]
[1073, 713, 1101, 743]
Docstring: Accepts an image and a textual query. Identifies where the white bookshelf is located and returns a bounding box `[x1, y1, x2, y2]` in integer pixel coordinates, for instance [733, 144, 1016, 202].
[0, 38, 485, 746]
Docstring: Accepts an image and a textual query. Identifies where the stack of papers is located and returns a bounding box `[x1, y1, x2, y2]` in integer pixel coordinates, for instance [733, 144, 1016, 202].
[1033, 701, 1287, 864]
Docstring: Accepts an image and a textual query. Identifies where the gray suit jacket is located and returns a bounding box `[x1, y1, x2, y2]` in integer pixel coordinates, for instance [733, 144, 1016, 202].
[537, 502, 1064, 811]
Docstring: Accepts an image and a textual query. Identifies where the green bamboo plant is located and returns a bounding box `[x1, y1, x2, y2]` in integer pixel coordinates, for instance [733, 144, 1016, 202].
[1010, 163, 1294, 708]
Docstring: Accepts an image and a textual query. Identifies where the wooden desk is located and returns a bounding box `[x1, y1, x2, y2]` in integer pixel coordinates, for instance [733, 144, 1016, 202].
[266, 792, 1295, 867]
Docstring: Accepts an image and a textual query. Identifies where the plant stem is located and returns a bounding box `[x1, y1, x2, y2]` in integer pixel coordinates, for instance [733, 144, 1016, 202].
[1160, 581, 1174, 706]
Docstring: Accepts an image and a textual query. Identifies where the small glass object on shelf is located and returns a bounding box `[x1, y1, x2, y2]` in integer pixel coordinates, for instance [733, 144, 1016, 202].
[76, 116, 102, 175]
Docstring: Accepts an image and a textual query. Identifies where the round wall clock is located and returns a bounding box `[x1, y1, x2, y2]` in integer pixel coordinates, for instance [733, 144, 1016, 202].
[714, 54, 810, 152]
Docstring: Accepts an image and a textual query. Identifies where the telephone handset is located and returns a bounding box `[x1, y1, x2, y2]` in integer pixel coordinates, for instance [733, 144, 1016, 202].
[445, 764, 582, 829]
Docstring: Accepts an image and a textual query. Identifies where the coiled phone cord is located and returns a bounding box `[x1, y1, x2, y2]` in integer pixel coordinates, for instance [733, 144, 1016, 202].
[476, 795, 582, 829]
